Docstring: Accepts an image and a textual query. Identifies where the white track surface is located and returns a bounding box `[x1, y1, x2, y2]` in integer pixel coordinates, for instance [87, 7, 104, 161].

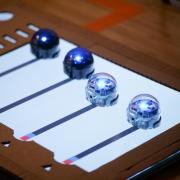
[0, 39, 179, 172]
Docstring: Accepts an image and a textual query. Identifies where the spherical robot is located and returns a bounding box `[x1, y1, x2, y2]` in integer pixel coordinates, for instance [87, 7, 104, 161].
[31, 29, 60, 58]
[86, 73, 119, 107]
[127, 94, 161, 129]
[63, 47, 94, 79]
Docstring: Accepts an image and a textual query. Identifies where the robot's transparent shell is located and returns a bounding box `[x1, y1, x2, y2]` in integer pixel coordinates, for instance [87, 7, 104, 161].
[127, 94, 161, 129]
[86, 73, 118, 107]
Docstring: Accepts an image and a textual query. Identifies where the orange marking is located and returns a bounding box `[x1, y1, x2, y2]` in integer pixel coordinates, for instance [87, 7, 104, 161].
[89, 0, 130, 10]
[84, 0, 143, 32]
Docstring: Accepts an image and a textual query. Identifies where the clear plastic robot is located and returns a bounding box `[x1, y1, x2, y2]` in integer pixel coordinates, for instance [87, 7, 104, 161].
[127, 94, 161, 129]
[86, 73, 119, 107]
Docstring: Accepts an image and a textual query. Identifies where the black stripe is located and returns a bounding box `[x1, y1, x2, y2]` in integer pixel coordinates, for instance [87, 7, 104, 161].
[0, 78, 72, 113]
[33, 104, 97, 135]
[0, 58, 39, 77]
[75, 126, 138, 159]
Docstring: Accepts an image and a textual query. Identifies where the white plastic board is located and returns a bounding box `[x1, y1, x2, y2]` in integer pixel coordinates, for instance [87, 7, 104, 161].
[0, 39, 179, 172]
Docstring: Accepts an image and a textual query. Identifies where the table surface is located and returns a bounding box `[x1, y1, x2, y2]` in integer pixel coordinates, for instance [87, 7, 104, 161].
[0, 0, 179, 179]
[2, 0, 180, 75]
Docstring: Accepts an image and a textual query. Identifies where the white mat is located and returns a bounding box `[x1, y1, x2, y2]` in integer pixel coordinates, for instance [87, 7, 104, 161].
[0, 39, 179, 172]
